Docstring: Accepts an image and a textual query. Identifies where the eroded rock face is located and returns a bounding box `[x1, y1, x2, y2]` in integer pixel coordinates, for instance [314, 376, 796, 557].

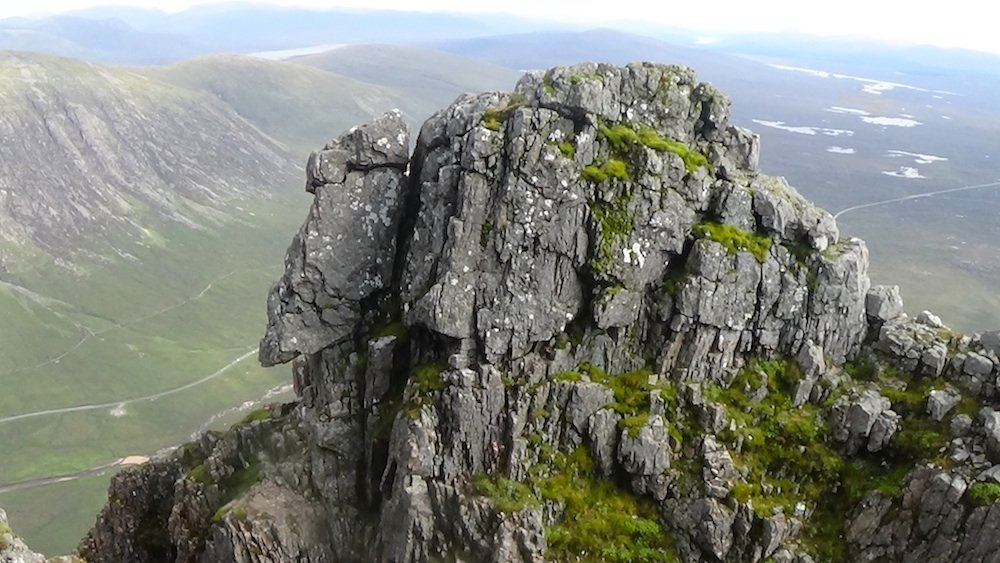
[72, 62, 1000, 563]
[259, 111, 410, 366]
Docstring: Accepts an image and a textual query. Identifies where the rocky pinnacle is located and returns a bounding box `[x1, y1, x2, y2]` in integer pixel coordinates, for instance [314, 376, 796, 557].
[66, 63, 1000, 563]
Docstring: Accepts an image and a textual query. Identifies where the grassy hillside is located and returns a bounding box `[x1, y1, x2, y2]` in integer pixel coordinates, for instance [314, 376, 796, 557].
[0, 51, 297, 273]
[0, 188, 309, 555]
[0, 51, 311, 555]
[145, 55, 404, 157]
[291, 44, 523, 124]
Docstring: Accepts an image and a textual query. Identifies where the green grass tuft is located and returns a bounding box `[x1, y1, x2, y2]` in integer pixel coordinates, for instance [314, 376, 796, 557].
[893, 419, 947, 460]
[576, 363, 679, 439]
[594, 122, 710, 173]
[472, 475, 539, 513]
[482, 111, 503, 131]
[570, 70, 605, 84]
[842, 357, 879, 381]
[636, 128, 710, 172]
[602, 159, 630, 181]
[558, 141, 576, 159]
[692, 221, 773, 263]
[240, 408, 271, 424]
[412, 362, 447, 395]
[581, 164, 608, 183]
[189, 463, 210, 484]
[967, 482, 1000, 507]
[220, 462, 261, 505]
[539, 448, 679, 562]
[598, 124, 641, 154]
[480, 219, 494, 249]
[588, 188, 635, 276]
[553, 371, 583, 382]
[403, 362, 449, 418]
[840, 460, 908, 502]
[481, 94, 526, 132]
[581, 159, 630, 183]
[543, 77, 556, 95]
[371, 321, 408, 341]
[620, 413, 651, 437]
[471, 448, 680, 560]
[707, 359, 842, 520]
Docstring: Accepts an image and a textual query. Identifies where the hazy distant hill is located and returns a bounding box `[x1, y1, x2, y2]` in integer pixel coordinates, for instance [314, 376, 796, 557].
[0, 5, 562, 65]
[291, 44, 523, 122]
[0, 51, 297, 272]
[144, 54, 404, 154]
[0, 16, 199, 65]
[430, 28, 737, 71]
[135, 5, 518, 49]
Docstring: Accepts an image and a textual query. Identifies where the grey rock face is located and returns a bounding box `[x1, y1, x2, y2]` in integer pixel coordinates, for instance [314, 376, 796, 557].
[866, 285, 905, 325]
[965, 353, 995, 378]
[982, 409, 1000, 463]
[842, 467, 1000, 563]
[917, 310, 945, 328]
[928, 386, 963, 421]
[259, 111, 409, 366]
[79, 405, 326, 563]
[702, 435, 739, 499]
[829, 389, 899, 454]
[401, 63, 868, 377]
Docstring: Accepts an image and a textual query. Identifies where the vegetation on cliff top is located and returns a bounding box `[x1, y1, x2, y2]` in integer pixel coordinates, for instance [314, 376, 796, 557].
[596, 122, 710, 174]
[692, 221, 773, 263]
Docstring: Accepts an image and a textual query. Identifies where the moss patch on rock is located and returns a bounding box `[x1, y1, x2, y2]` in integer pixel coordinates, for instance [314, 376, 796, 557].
[472, 475, 538, 513]
[405, 361, 449, 417]
[582, 159, 630, 183]
[588, 184, 634, 277]
[473, 447, 679, 562]
[481, 94, 526, 132]
[241, 407, 271, 424]
[708, 360, 842, 519]
[967, 482, 1000, 507]
[596, 122, 710, 173]
[692, 221, 772, 263]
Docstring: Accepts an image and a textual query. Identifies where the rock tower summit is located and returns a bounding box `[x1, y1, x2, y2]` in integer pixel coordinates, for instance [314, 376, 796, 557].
[53, 62, 1000, 563]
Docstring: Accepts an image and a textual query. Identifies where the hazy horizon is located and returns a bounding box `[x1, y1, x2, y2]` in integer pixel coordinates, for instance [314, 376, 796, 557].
[4, 0, 1000, 56]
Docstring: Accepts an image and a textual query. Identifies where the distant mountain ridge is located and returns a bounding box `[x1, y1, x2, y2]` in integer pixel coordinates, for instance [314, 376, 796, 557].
[290, 44, 523, 124]
[0, 51, 298, 273]
[143, 54, 405, 154]
[0, 6, 565, 65]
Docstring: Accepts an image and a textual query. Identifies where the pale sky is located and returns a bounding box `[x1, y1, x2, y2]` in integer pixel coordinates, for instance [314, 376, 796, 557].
[7, 0, 1000, 55]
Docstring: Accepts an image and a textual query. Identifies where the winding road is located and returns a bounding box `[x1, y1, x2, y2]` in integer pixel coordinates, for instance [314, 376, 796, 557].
[0, 266, 275, 495]
[0, 456, 148, 495]
[1, 269, 244, 378]
[833, 179, 1000, 220]
[0, 349, 257, 425]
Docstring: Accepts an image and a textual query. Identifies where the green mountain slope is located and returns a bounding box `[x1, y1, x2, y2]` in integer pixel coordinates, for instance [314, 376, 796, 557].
[0, 51, 298, 274]
[144, 54, 404, 155]
[0, 51, 308, 554]
[291, 44, 523, 122]
[0, 190, 310, 555]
